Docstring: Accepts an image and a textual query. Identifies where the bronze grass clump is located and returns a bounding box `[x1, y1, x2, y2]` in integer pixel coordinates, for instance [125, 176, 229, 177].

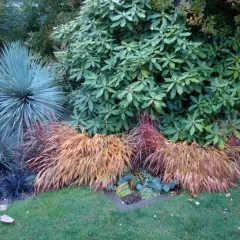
[126, 115, 167, 169]
[26, 123, 132, 193]
[144, 141, 240, 195]
[226, 147, 240, 173]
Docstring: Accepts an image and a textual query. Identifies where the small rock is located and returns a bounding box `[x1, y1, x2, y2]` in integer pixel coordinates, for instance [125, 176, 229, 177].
[226, 193, 231, 198]
[0, 205, 8, 211]
[0, 215, 14, 224]
[192, 194, 198, 198]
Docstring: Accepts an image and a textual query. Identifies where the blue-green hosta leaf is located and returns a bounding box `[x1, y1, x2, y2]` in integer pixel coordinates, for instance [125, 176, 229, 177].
[107, 183, 115, 191]
[117, 175, 132, 185]
[169, 180, 177, 189]
[163, 184, 170, 192]
[136, 184, 144, 191]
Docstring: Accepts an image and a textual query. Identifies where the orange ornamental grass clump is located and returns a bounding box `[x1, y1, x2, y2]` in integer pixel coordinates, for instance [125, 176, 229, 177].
[26, 123, 132, 193]
[144, 142, 240, 195]
[225, 146, 240, 176]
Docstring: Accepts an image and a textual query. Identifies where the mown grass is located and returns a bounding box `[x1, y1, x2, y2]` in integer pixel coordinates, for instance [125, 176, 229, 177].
[1, 187, 240, 240]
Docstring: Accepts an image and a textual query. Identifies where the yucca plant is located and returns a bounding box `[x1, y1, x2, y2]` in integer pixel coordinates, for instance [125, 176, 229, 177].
[0, 132, 20, 176]
[26, 123, 132, 193]
[0, 42, 64, 141]
[144, 142, 240, 195]
[126, 115, 167, 169]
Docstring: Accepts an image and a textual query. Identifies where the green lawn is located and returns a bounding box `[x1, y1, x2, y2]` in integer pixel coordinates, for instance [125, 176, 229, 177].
[0, 187, 240, 240]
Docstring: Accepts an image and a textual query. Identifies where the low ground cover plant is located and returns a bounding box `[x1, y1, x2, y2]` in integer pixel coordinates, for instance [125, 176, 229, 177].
[0, 169, 34, 201]
[108, 169, 177, 204]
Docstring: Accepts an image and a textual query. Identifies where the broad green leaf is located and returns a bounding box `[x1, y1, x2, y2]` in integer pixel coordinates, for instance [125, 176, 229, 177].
[190, 125, 195, 136]
[141, 70, 149, 78]
[96, 88, 104, 98]
[110, 15, 122, 21]
[234, 71, 239, 79]
[88, 100, 94, 112]
[218, 139, 225, 149]
[213, 135, 219, 145]
[176, 85, 183, 95]
[127, 93, 133, 103]
[234, 130, 240, 139]
[154, 101, 163, 113]
[153, 62, 162, 71]
[164, 127, 176, 135]
[164, 37, 177, 44]
[172, 132, 179, 142]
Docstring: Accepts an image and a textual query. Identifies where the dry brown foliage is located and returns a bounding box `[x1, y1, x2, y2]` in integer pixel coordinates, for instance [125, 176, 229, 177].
[226, 146, 240, 176]
[145, 142, 240, 195]
[26, 123, 132, 193]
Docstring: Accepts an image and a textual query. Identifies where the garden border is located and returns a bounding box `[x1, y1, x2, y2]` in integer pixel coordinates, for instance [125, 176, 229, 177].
[104, 191, 170, 212]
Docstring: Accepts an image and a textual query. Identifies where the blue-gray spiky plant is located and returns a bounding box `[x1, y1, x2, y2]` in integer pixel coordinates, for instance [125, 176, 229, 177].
[0, 42, 64, 142]
[0, 132, 19, 176]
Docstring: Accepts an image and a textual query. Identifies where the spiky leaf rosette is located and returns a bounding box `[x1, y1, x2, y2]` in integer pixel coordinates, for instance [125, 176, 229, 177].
[0, 132, 19, 176]
[0, 169, 34, 200]
[0, 42, 64, 141]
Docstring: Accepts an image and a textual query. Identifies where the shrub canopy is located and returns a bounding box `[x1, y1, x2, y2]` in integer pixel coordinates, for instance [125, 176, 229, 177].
[54, 0, 240, 148]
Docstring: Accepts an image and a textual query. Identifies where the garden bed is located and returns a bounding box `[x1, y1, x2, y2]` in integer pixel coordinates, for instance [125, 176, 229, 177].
[104, 190, 171, 212]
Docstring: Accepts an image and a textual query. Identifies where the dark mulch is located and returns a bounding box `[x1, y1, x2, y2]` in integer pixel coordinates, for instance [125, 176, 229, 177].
[121, 192, 141, 205]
